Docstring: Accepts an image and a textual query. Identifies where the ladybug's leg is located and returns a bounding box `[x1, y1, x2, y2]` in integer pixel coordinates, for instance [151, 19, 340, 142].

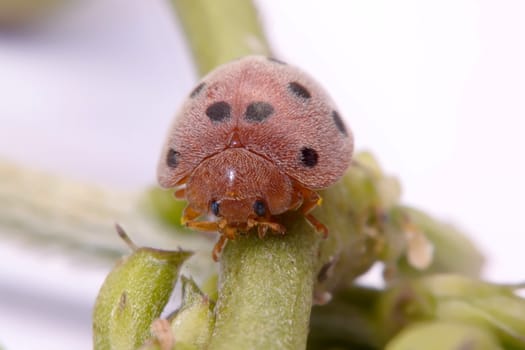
[257, 224, 269, 238]
[182, 205, 220, 232]
[296, 186, 328, 238]
[247, 218, 285, 238]
[262, 221, 286, 235]
[172, 176, 190, 199]
[212, 235, 228, 261]
[186, 220, 219, 232]
[174, 187, 186, 199]
[181, 205, 201, 225]
[211, 222, 241, 261]
[306, 214, 328, 238]
[182, 210, 227, 261]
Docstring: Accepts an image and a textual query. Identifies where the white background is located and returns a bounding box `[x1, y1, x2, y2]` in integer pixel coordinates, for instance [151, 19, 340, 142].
[1, 1, 524, 348]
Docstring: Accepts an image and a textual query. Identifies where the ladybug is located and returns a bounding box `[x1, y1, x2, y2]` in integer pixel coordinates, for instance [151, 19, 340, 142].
[158, 56, 354, 260]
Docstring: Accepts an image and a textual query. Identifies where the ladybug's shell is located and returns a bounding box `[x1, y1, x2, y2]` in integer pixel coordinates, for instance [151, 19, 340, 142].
[158, 56, 353, 190]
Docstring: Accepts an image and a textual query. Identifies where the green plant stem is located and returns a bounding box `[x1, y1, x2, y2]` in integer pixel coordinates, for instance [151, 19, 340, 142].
[209, 219, 319, 349]
[0, 160, 216, 280]
[0, 159, 136, 259]
[171, 0, 272, 75]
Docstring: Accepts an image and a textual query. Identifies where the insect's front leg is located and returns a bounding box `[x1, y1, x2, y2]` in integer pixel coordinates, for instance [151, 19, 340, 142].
[181, 205, 219, 232]
[186, 220, 220, 232]
[212, 220, 240, 261]
[212, 235, 228, 262]
[295, 185, 328, 238]
[181, 205, 201, 225]
[182, 208, 230, 261]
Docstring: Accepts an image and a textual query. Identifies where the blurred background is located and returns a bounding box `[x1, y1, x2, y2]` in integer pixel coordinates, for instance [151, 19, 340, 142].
[0, 1, 524, 349]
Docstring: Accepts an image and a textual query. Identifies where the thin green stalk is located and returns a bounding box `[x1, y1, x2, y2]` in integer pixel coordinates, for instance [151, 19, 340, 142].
[0, 160, 216, 280]
[209, 219, 319, 349]
[171, 0, 272, 75]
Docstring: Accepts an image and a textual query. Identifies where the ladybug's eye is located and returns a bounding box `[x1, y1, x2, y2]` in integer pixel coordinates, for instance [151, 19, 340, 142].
[211, 200, 220, 216]
[253, 200, 266, 217]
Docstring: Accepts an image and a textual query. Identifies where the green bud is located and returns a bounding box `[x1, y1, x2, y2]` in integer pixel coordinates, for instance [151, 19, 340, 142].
[470, 293, 525, 347]
[374, 279, 435, 341]
[436, 296, 525, 348]
[168, 277, 215, 348]
[388, 275, 525, 348]
[200, 274, 218, 303]
[93, 227, 192, 350]
[341, 151, 398, 216]
[395, 207, 485, 277]
[139, 319, 174, 350]
[385, 321, 502, 350]
[419, 274, 515, 298]
[314, 151, 402, 294]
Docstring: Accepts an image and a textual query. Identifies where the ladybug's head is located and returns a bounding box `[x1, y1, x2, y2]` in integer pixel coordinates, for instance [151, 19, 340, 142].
[185, 148, 294, 227]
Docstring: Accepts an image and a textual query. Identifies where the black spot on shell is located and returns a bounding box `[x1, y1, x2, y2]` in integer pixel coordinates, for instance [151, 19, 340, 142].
[288, 82, 311, 99]
[190, 82, 205, 98]
[206, 101, 231, 122]
[166, 149, 180, 168]
[211, 200, 220, 216]
[267, 57, 286, 65]
[244, 102, 275, 122]
[331, 110, 348, 136]
[300, 147, 318, 167]
[253, 200, 266, 217]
